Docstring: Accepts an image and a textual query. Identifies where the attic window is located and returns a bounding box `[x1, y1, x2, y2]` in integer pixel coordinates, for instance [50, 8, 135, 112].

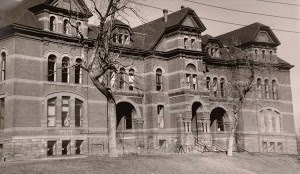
[191, 39, 195, 49]
[184, 38, 188, 49]
[50, 16, 56, 32]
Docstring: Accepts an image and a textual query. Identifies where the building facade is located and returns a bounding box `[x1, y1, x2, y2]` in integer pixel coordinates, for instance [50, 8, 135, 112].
[0, 0, 297, 161]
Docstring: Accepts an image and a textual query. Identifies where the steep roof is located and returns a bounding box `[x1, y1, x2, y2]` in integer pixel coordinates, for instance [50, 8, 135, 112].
[0, 0, 92, 29]
[215, 22, 280, 47]
[131, 7, 206, 50]
[0, 0, 46, 29]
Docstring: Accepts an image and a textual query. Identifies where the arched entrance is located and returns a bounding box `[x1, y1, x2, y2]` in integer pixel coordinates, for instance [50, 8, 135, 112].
[210, 107, 228, 132]
[116, 102, 137, 131]
[191, 102, 202, 136]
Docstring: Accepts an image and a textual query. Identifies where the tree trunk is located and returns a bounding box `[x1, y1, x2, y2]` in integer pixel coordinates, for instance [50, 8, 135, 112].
[227, 119, 237, 156]
[107, 100, 118, 157]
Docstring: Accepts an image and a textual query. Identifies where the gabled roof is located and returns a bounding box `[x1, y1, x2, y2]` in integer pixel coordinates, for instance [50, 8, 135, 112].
[0, 0, 92, 29]
[215, 22, 281, 47]
[131, 7, 206, 50]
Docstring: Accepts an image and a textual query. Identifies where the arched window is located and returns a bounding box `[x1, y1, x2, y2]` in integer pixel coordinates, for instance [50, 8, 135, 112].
[220, 78, 225, 97]
[186, 64, 197, 89]
[257, 78, 262, 98]
[48, 55, 57, 82]
[47, 98, 56, 127]
[157, 105, 165, 129]
[206, 77, 211, 90]
[156, 68, 162, 91]
[213, 77, 218, 97]
[262, 50, 266, 59]
[75, 99, 83, 127]
[1, 52, 6, 81]
[272, 80, 277, 100]
[62, 57, 70, 83]
[254, 49, 258, 58]
[63, 19, 69, 34]
[128, 68, 135, 91]
[265, 79, 269, 99]
[119, 68, 126, 90]
[75, 58, 82, 84]
[50, 16, 56, 32]
[259, 108, 281, 133]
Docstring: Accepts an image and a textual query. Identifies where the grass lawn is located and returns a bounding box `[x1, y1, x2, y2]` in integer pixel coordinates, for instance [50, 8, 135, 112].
[0, 152, 299, 174]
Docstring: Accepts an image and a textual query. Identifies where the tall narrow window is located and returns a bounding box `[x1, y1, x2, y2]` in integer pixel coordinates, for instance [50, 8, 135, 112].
[192, 75, 197, 89]
[269, 50, 273, 61]
[156, 68, 162, 91]
[220, 78, 225, 97]
[184, 38, 188, 49]
[1, 52, 6, 81]
[118, 34, 123, 44]
[75, 58, 83, 84]
[48, 55, 56, 82]
[0, 98, 4, 130]
[128, 68, 135, 91]
[61, 97, 70, 127]
[119, 68, 126, 90]
[206, 77, 211, 90]
[191, 39, 195, 49]
[157, 105, 165, 129]
[254, 49, 258, 57]
[76, 22, 82, 34]
[47, 98, 56, 127]
[215, 48, 219, 57]
[110, 71, 116, 89]
[272, 80, 277, 100]
[50, 16, 56, 32]
[257, 78, 262, 98]
[262, 50, 266, 59]
[265, 79, 269, 99]
[62, 57, 70, 83]
[75, 99, 83, 127]
[63, 19, 69, 34]
[213, 77, 218, 97]
[124, 34, 130, 44]
[186, 74, 191, 87]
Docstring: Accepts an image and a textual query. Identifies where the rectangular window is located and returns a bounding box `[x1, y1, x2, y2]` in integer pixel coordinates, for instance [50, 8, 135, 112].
[118, 34, 123, 44]
[62, 97, 70, 127]
[128, 70, 134, 91]
[277, 142, 283, 153]
[157, 105, 165, 129]
[159, 139, 166, 148]
[76, 140, 84, 155]
[47, 141, 56, 156]
[186, 74, 191, 87]
[62, 140, 71, 155]
[124, 34, 129, 44]
[0, 98, 4, 130]
[269, 142, 275, 152]
[47, 98, 56, 127]
[75, 99, 83, 127]
[192, 75, 197, 89]
[75, 65, 82, 84]
[1, 57, 6, 81]
[263, 142, 268, 152]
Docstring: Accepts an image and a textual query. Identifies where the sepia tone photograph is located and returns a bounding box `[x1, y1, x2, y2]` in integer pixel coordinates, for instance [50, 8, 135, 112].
[0, 0, 299, 173]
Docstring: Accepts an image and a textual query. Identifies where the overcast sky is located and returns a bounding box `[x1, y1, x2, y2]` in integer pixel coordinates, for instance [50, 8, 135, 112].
[87, 0, 300, 133]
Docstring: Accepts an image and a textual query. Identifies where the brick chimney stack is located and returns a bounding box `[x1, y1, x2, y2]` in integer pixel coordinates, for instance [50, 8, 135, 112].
[163, 9, 168, 22]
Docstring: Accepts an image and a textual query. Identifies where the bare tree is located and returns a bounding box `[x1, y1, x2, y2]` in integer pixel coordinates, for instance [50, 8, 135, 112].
[65, 0, 143, 157]
[223, 43, 274, 156]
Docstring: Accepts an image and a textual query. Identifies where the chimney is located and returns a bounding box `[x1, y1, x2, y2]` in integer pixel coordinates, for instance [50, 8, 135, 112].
[163, 9, 168, 22]
[181, 5, 185, 9]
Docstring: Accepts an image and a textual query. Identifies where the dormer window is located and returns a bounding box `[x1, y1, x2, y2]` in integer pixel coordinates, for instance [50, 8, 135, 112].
[191, 39, 195, 49]
[184, 38, 188, 49]
[50, 16, 56, 32]
[118, 34, 123, 44]
[112, 31, 130, 45]
[124, 34, 129, 45]
[63, 19, 69, 34]
[76, 22, 82, 34]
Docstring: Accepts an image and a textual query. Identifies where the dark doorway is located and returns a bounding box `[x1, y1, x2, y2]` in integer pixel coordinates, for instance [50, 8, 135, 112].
[191, 102, 202, 136]
[210, 107, 227, 132]
[116, 102, 136, 131]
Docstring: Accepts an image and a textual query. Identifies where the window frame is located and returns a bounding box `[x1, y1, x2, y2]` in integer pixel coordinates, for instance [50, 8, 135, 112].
[47, 98, 57, 127]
